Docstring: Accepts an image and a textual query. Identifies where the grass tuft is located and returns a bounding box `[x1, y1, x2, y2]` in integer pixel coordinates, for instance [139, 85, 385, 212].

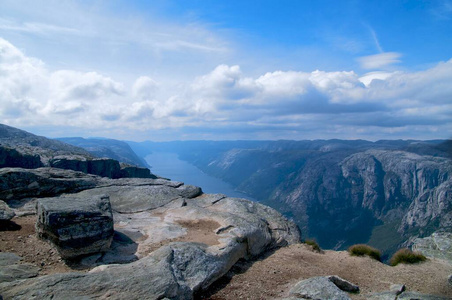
[348, 244, 381, 261]
[304, 239, 321, 252]
[389, 248, 426, 266]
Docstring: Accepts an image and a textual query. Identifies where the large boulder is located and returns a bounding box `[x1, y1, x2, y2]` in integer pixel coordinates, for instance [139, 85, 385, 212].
[0, 146, 43, 169]
[0, 199, 15, 221]
[286, 276, 354, 300]
[36, 195, 114, 259]
[0, 167, 102, 204]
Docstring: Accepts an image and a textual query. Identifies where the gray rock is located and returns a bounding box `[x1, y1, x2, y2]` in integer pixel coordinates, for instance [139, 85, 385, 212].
[0, 146, 43, 169]
[0, 263, 40, 282]
[1, 191, 300, 299]
[0, 253, 21, 266]
[119, 165, 156, 179]
[75, 182, 201, 213]
[0, 253, 40, 282]
[0, 200, 15, 221]
[398, 291, 451, 299]
[36, 195, 114, 259]
[288, 276, 351, 300]
[176, 184, 203, 199]
[365, 291, 398, 300]
[389, 283, 405, 294]
[327, 275, 359, 293]
[0, 167, 102, 204]
[0, 242, 245, 299]
[412, 231, 452, 263]
[0, 245, 189, 299]
[448, 274, 452, 286]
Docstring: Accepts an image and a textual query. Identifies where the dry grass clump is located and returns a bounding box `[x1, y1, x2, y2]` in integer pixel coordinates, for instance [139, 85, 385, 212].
[348, 244, 381, 261]
[389, 248, 426, 266]
[304, 239, 322, 253]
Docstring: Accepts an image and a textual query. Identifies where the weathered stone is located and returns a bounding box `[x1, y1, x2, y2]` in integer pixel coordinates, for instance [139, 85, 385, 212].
[1, 189, 300, 299]
[0, 146, 43, 169]
[412, 231, 452, 263]
[177, 184, 203, 199]
[0, 253, 21, 266]
[0, 264, 40, 282]
[119, 166, 156, 179]
[398, 291, 451, 299]
[36, 195, 114, 259]
[76, 183, 201, 213]
[328, 275, 359, 293]
[0, 253, 40, 282]
[0, 200, 15, 221]
[365, 291, 398, 300]
[288, 276, 351, 300]
[389, 283, 405, 294]
[0, 167, 102, 204]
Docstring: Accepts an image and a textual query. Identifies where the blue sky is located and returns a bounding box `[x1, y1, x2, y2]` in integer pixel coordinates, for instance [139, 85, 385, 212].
[0, 0, 451, 141]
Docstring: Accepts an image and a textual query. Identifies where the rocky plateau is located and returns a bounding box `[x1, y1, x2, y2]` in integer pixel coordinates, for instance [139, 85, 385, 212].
[0, 124, 451, 299]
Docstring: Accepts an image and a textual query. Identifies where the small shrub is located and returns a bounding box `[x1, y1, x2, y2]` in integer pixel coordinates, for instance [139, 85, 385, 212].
[304, 239, 321, 252]
[390, 248, 426, 266]
[348, 244, 381, 261]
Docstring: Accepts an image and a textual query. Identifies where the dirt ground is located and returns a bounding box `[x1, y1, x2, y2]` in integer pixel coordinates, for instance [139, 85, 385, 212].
[2, 216, 451, 299]
[0, 215, 76, 275]
[199, 244, 452, 299]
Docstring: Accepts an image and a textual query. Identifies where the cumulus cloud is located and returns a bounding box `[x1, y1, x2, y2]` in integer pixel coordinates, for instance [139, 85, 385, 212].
[0, 38, 451, 140]
[358, 52, 402, 69]
[132, 76, 159, 100]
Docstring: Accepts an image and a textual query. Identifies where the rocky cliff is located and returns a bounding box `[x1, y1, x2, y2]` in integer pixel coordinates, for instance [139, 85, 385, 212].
[0, 170, 300, 299]
[130, 140, 452, 258]
[0, 125, 301, 299]
[57, 137, 149, 168]
[0, 124, 155, 179]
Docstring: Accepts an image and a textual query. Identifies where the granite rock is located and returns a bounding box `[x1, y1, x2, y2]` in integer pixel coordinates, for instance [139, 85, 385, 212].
[36, 195, 114, 259]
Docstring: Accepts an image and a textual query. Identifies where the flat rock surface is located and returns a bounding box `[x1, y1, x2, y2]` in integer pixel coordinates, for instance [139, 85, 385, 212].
[287, 276, 351, 299]
[0, 175, 301, 299]
[412, 232, 452, 263]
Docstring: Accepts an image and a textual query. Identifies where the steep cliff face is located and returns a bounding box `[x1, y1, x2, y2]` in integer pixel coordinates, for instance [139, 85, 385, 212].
[0, 124, 155, 179]
[0, 146, 43, 169]
[269, 149, 451, 253]
[57, 137, 149, 168]
[136, 140, 451, 257]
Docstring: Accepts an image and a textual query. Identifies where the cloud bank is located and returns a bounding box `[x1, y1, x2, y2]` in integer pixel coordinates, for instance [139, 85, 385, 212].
[0, 38, 451, 140]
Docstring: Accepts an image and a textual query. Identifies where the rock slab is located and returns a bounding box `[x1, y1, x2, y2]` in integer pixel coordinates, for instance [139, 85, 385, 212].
[412, 231, 452, 263]
[0, 253, 40, 282]
[36, 195, 114, 259]
[287, 276, 354, 300]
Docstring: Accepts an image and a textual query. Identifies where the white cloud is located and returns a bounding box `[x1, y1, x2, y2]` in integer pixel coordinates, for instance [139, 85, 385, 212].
[132, 76, 159, 100]
[0, 18, 81, 36]
[359, 71, 393, 86]
[358, 52, 402, 70]
[0, 38, 451, 140]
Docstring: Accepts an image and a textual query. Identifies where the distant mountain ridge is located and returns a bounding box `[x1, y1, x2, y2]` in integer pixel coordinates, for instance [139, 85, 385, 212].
[128, 139, 452, 259]
[57, 137, 148, 168]
[0, 124, 155, 179]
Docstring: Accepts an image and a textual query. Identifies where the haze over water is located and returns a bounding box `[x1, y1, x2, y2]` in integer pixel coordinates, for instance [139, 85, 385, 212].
[145, 152, 256, 201]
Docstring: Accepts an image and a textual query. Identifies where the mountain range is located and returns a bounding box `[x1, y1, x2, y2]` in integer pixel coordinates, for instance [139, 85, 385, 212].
[128, 139, 452, 259]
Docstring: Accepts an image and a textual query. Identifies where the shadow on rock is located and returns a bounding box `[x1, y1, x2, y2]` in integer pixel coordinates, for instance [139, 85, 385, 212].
[195, 247, 280, 299]
[66, 230, 139, 270]
[0, 220, 21, 231]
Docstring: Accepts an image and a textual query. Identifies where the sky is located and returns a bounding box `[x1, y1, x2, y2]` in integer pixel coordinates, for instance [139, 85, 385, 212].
[0, 0, 451, 141]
